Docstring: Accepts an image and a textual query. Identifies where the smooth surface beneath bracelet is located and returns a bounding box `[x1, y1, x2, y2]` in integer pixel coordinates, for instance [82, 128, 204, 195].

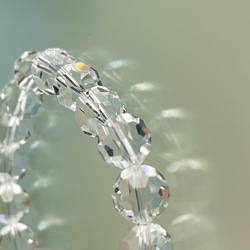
[0, 48, 173, 250]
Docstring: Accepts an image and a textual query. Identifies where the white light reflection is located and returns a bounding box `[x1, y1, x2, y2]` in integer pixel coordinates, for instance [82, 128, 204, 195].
[46, 114, 57, 128]
[129, 82, 158, 92]
[171, 213, 214, 237]
[37, 217, 64, 231]
[30, 140, 41, 149]
[103, 59, 134, 83]
[32, 177, 53, 189]
[161, 108, 190, 119]
[167, 158, 208, 173]
[107, 59, 132, 69]
[150, 108, 190, 154]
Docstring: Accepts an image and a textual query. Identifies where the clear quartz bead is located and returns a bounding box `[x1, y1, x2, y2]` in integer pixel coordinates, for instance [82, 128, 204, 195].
[0, 81, 42, 145]
[56, 61, 101, 91]
[0, 223, 36, 250]
[98, 113, 151, 168]
[31, 48, 75, 95]
[54, 60, 102, 111]
[75, 86, 125, 136]
[0, 174, 29, 224]
[118, 224, 173, 250]
[0, 82, 29, 144]
[0, 143, 27, 180]
[0, 81, 20, 115]
[112, 165, 169, 223]
[14, 51, 40, 85]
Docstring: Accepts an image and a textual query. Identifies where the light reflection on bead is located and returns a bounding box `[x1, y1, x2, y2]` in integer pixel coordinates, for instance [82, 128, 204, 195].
[0, 223, 36, 250]
[118, 224, 173, 250]
[112, 165, 169, 223]
[98, 113, 151, 168]
[32, 48, 74, 95]
[0, 176, 29, 224]
[14, 51, 40, 86]
[75, 86, 124, 136]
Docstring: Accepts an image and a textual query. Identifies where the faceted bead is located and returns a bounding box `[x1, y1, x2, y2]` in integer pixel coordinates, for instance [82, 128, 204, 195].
[0, 176, 29, 224]
[118, 224, 173, 250]
[20, 89, 43, 117]
[0, 82, 26, 144]
[0, 143, 25, 180]
[13, 148, 29, 180]
[112, 165, 169, 223]
[55, 85, 79, 111]
[98, 113, 151, 168]
[54, 60, 102, 111]
[31, 48, 75, 95]
[56, 60, 101, 91]
[14, 51, 40, 85]
[0, 112, 32, 146]
[0, 223, 36, 250]
[0, 80, 42, 145]
[75, 86, 125, 136]
[0, 81, 20, 115]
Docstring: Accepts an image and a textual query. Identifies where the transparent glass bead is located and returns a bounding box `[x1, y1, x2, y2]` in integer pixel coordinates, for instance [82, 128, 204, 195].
[112, 165, 169, 223]
[118, 224, 173, 250]
[0, 223, 36, 250]
[54, 60, 102, 111]
[32, 48, 74, 95]
[0, 143, 26, 180]
[0, 110, 32, 146]
[0, 80, 42, 145]
[0, 176, 29, 224]
[75, 86, 125, 136]
[0, 82, 28, 144]
[56, 61, 101, 91]
[13, 148, 29, 180]
[55, 84, 79, 111]
[98, 113, 151, 168]
[20, 89, 43, 117]
[0, 81, 20, 115]
[14, 51, 40, 84]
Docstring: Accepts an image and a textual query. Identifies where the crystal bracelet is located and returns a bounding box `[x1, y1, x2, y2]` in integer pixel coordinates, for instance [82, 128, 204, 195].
[0, 48, 173, 250]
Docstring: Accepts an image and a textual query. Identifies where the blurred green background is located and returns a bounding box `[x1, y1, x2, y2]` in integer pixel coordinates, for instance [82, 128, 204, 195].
[1, 1, 250, 249]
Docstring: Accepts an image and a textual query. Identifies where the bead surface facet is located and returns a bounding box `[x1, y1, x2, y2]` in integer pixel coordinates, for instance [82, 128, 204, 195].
[14, 51, 40, 85]
[56, 60, 101, 92]
[112, 165, 169, 223]
[0, 223, 36, 250]
[0, 81, 42, 145]
[118, 224, 173, 250]
[0, 176, 29, 224]
[75, 86, 125, 136]
[98, 113, 151, 168]
[32, 48, 74, 95]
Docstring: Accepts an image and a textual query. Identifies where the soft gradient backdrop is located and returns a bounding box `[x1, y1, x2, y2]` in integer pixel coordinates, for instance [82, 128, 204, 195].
[0, 1, 250, 249]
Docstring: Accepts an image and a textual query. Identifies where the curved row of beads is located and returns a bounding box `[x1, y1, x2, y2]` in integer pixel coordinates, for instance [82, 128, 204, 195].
[0, 48, 173, 249]
[0, 51, 42, 249]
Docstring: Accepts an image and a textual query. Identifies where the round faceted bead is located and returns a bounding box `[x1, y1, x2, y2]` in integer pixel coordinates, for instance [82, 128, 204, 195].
[0, 81, 21, 121]
[54, 60, 101, 111]
[98, 113, 151, 168]
[75, 86, 125, 136]
[55, 85, 80, 111]
[14, 51, 40, 85]
[112, 165, 169, 223]
[32, 48, 75, 95]
[0, 175, 29, 224]
[0, 143, 27, 180]
[118, 224, 173, 250]
[56, 60, 101, 91]
[0, 223, 36, 250]
[0, 82, 33, 145]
